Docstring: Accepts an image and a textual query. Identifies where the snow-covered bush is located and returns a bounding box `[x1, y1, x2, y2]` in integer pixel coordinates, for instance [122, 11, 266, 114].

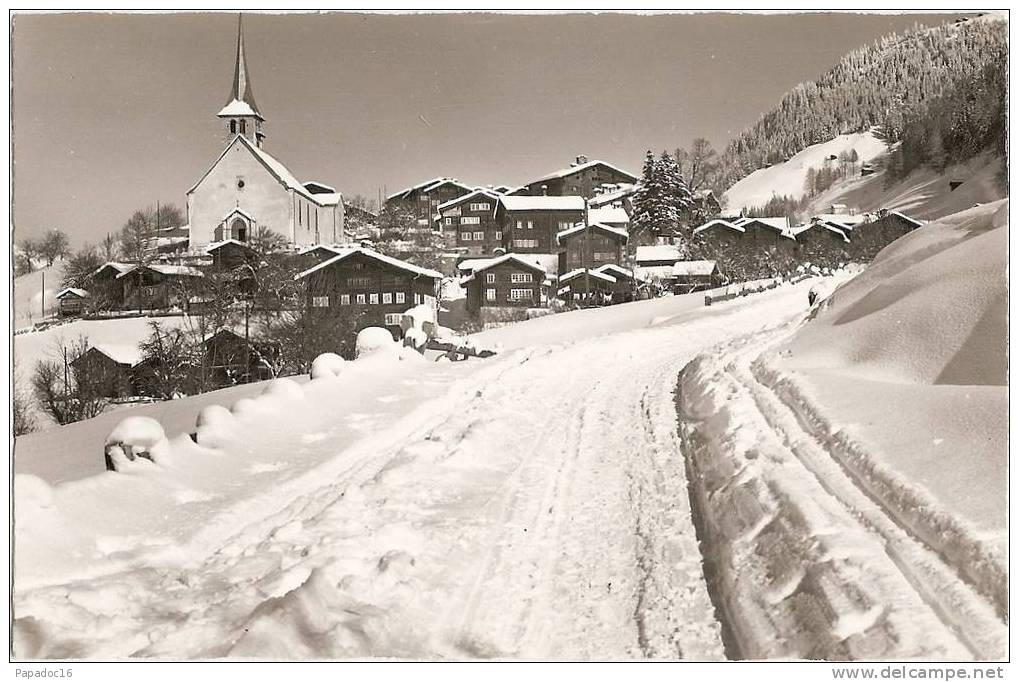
[194, 404, 236, 449]
[355, 327, 396, 358]
[260, 378, 304, 401]
[310, 352, 345, 380]
[104, 416, 170, 471]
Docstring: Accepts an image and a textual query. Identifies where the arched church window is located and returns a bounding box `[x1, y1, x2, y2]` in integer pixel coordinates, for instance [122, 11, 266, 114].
[230, 120, 237, 134]
[239, 120, 247, 135]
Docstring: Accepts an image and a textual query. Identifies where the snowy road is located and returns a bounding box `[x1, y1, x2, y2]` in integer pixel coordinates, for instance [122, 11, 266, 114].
[16, 281, 842, 659]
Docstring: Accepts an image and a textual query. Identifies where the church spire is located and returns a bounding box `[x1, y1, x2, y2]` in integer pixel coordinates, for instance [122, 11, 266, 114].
[217, 14, 266, 146]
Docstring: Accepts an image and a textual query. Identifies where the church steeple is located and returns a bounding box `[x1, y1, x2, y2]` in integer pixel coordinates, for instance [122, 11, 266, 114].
[217, 14, 266, 147]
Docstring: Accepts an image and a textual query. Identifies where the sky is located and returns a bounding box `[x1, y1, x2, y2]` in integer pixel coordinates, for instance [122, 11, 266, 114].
[12, 11, 961, 247]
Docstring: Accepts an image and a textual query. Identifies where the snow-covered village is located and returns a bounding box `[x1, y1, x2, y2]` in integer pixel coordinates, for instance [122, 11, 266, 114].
[8, 9, 1010, 670]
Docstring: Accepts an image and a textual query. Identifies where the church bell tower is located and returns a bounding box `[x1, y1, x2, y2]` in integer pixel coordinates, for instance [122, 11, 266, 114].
[217, 15, 265, 148]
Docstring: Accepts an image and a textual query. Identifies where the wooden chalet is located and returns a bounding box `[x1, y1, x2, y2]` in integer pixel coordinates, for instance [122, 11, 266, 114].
[203, 329, 277, 389]
[496, 195, 586, 254]
[519, 157, 639, 199]
[671, 260, 723, 293]
[69, 344, 141, 398]
[385, 177, 474, 229]
[437, 188, 503, 256]
[295, 246, 443, 337]
[845, 209, 923, 261]
[460, 254, 548, 315]
[205, 239, 258, 270]
[556, 267, 619, 306]
[117, 263, 204, 311]
[556, 221, 628, 274]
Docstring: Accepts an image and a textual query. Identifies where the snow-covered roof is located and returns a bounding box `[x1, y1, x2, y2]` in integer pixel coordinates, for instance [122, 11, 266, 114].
[880, 210, 923, 228]
[92, 261, 135, 277]
[672, 260, 718, 277]
[499, 195, 586, 212]
[635, 245, 682, 264]
[294, 247, 443, 281]
[387, 177, 474, 201]
[588, 183, 638, 208]
[217, 98, 260, 118]
[310, 192, 343, 206]
[437, 188, 501, 213]
[458, 253, 550, 281]
[529, 159, 639, 185]
[555, 222, 629, 244]
[793, 222, 851, 243]
[303, 181, 336, 194]
[205, 239, 254, 253]
[559, 268, 617, 284]
[116, 263, 204, 279]
[693, 219, 745, 235]
[593, 263, 633, 280]
[737, 216, 790, 231]
[55, 287, 88, 299]
[86, 342, 143, 367]
[634, 265, 677, 280]
[587, 206, 630, 225]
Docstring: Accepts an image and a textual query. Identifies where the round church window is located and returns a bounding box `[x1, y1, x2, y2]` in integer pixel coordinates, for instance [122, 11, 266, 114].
[237, 179, 245, 189]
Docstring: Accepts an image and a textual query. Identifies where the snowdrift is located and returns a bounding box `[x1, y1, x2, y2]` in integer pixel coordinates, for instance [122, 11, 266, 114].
[782, 199, 1007, 386]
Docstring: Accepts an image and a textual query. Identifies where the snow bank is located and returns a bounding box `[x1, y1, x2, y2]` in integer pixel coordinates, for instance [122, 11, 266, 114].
[104, 416, 171, 471]
[310, 352, 346, 380]
[355, 327, 397, 358]
[783, 200, 1007, 386]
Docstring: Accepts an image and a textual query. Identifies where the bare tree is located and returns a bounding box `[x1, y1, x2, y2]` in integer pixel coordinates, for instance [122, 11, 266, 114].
[13, 366, 36, 436]
[675, 138, 721, 193]
[135, 321, 201, 399]
[100, 233, 119, 261]
[36, 230, 71, 266]
[31, 336, 108, 425]
[61, 244, 104, 289]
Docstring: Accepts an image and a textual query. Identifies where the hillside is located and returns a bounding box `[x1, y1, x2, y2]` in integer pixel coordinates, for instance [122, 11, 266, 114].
[718, 15, 1007, 188]
[13, 260, 66, 328]
[805, 151, 1005, 221]
[722, 131, 886, 213]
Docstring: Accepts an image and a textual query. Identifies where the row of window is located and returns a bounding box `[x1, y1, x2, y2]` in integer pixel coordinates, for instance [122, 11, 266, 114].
[566, 251, 616, 262]
[483, 272, 533, 284]
[311, 291, 421, 307]
[512, 239, 539, 248]
[485, 288, 534, 301]
[461, 231, 502, 242]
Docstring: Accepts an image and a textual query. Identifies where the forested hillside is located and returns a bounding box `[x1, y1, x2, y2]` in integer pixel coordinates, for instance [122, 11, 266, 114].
[719, 16, 1007, 189]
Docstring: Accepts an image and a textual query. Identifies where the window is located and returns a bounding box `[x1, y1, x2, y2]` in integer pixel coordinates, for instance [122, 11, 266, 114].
[239, 120, 247, 135]
[510, 288, 534, 301]
[526, 220, 534, 230]
[444, 217, 453, 226]
[511, 272, 533, 283]
[516, 220, 524, 230]
[485, 288, 496, 301]
[469, 202, 490, 211]
[486, 273, 496, 284]
[594, 252, 613, 262]
[230, 120, 237, 134]
[414, 293, 422, 304]
[461, 216, 481, 225]
[558, 221, 574, 230]
[370, 293, 380, 305]
[419, 195, 429, 202]
[340, 294, 351, 305]
[356, 293, 367, 304]
[237, 178, 245, 190]
[512, 239, 538, 248]
[461, 232, 472, 241]
[347, 276, 371, 288]
[395, 292, 406, 304]
[312, 296, 329, 307]
[494, 231, 502, 241]
[384, 313, 402, 326]
[473, 231, 484, 241]
[382, 292, 393, 304]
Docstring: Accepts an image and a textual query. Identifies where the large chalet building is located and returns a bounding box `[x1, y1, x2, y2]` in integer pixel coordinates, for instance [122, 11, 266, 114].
[295, 246, 443, 337]
[386, 177, 474, 228]
[556, 222, 629, 274]
[460, 254, 548, 315]
[518, 156, 639, 199]
[436, 188, 503, 255]
[495, 196, 586, 253]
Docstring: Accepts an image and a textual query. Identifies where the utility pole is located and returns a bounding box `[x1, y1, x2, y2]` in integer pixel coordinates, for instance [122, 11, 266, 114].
[41, 269, 45, 318]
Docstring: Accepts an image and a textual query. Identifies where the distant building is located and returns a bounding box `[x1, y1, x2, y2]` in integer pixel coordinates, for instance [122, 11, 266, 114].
[115, 263, 204, 311]
[519, 156, 639, 199]
[54, 288, 89, 317]
[671, 260, 723, 293]
[186, 17, 345, 251]
[386, 177, 474, 229]
[69, 344, 141, 398]
[203, 329, 277, 389]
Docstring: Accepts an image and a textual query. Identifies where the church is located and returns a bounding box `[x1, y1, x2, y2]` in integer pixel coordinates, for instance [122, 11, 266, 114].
[186, 17, 345, 251]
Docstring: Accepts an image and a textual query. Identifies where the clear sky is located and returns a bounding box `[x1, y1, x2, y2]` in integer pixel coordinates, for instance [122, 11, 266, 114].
[12, 11, 960, 246]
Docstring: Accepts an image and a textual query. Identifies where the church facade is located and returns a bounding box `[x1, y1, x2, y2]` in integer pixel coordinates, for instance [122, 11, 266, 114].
[186, 17, 345, 251]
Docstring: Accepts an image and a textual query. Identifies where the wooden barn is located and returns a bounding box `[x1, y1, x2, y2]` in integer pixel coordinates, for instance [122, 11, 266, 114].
[556, 221, 628, 274]
[117, 263, 204, 311]
[69, 344, 141, 398]
[385, 177, 474, 229]
[203, 329, 277, 389]
[671, 260, 724, 293]
[54, 288, 89, 317]
[295, 246, 443, 338]
[206, 239, 258, 270]
[518, 157, 639, 199]
[556, 268, 618, 306]
[593, 263, 637, 304]
[845, 209, 923, 261]
[460, 254, 548, 315]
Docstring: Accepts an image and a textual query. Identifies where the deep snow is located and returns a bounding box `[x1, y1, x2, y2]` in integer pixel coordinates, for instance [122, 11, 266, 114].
[13, 280, 826, 660]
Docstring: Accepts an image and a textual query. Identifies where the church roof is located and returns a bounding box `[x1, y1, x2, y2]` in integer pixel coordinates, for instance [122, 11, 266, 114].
[218, 15, 263, 121]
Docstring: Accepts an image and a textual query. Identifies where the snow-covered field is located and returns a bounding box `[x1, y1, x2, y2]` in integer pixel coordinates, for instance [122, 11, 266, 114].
[12, 202, 1007, 660]
[678, 200, 1007, 660]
